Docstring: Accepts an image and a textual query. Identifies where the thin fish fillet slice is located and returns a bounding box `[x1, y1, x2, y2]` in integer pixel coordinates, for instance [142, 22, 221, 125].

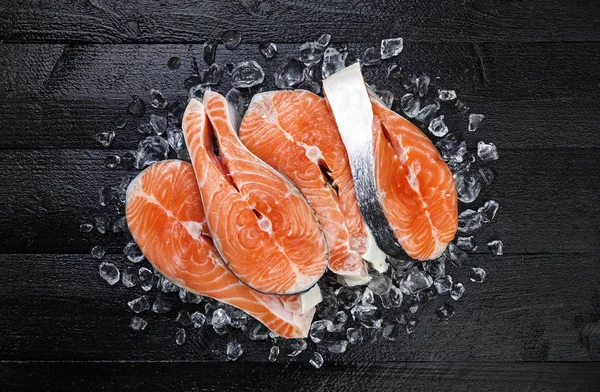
[239, 90, 388, 286]
[182, 93, 328, 295]
[126, 160, 320, 338]
[371, 98, 458, 259]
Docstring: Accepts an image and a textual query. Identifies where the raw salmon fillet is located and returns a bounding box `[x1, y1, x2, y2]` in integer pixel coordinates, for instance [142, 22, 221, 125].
[239, 90, 387, 286]
[182, 92, 328, 295]
[126, 160, 320, 338]
[323, 64, 458, 260]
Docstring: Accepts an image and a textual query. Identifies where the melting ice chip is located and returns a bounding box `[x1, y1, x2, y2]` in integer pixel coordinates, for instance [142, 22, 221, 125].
[274, 58, 305, 89]
[398, 267, 434, 295]
[190, 311, 206, 328]
[325, 339, 348, 354]
[297, 80, 321, 94]
[176, 310, 193, 327]
[167, 127, 184, 151]
[226, 341, 243, 361]
[299, 41, 325, 66]
[321, 48, 347, 78]
[477, 141, 499, 162]
[362, 47, 381, 66]
[152, 294, 172, 314]
[380, 285, 403, 308]
[281, 339, 308, 357]
[123, 241, 144, 263]
[435, 303, 455, 320]
[380, 37, 404, 59]
[346, 327, 363, 344]
[469, 113, 485, 132]
[99, 262, 120, 285]
[121, 266, 138, 288]
[401, 93, 421, 118]
[91, 245, 106, 259]
[268, 346, 279, 362]
[334, 286, 361, 309]
[175, 328, 186, 345]
[221, 30, 242, 50]
[450, 282, 465, 300]
[327, 311, 348, 333]
[95, 131, 115, 148]
[150, 89, 167, 109]
[309, 352, 324, 369]
[202, 64, 224, 85]
[150, 114, 167, 135]
[469, 267, 487, 283]
[454, 167, 483, 203]
[212, 308, 231, 334]
[428, 115, 449, 137]
[456, 236, 477, 252]
[259, 42, 278, 59]
[447, 242, 468, 267]
[479, 199, 499, 222]
[416, 74, 430, 97]
[317, 33, 331, 47]
[487, 239, 504, 255]
[128, 295, 150, 313]
[138, 267, 154, 291]
[372, 88, 394, 109]
[436, 133, 467, 164]
[434, 275, 453, 294]
[203, 40, 217, 65]
[415, 101, 440, 124]
[350, 304, 383, 329]
[231, 60, 265, 88]
[130, 316, 147, 331]
[361, 287, 375, 305]
[438, 89, 457, 101]
[135, 136, 169, 169]
[80, 223, 93, 233]
[128, 95, 146, 117]
[104, 155, 121, 169]
[382, 321, 401, 341]
[367, 272, 392, 295]
[458, 209, 482, 233]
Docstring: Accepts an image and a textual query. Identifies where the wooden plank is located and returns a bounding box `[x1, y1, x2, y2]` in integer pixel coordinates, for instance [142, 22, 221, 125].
[1, 42, 599, 150]
[0, 148, 598, 255]
[1, 0, 599, 44]
[0, 253, 598, 362]
[1, 361, 600, 392]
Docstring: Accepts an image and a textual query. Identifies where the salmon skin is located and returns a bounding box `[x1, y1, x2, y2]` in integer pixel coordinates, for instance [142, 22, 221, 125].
[323, 64, 458, 260]
[182, 92, 329, 295]
[239, 90, 388, 286]
[126, 160, 321, 338]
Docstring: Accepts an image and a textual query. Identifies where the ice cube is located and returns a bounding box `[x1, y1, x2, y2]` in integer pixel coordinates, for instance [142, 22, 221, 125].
[152, 294, 172, 314]
[335, 286, 361, 309]
[166, 127, 184, 151]
[175, 328, 186, 345]
[415, 102, 440, 124]
[274, 59, 305, 89]
[477, 141, 499, 162]
[138, 267, 154, 291]
[167, 57, 181, 70]
[281, 339, 307, 357]
[447, 242, 468, 268]
[104, 155, 121, 169]
[121, 266, 138, 288]
[434, 275, 453, 294]
[189, 84, 209, 99]
[175, 310, 193, 327]
[243, 320, 269, 341]
[94, 216, 109, 234]
[211, 308, 231, 334]
[400, 93, 421, 118]
[456, 236, 477, 252]
[455, 99, 469, 112]
[95, 131, 115, 148]
[327, 311, 348, 333]
[317, 33, 331, 47]
[398, 267, 433, 295]
[368, 272, 392, 295]
[297, 80, 321, 94]
[121, 152, 135, 169]
[458, 209, 482, 234]
[487, 240, 504, 255]
[309, 319, 331, 343]
[479, 166, 497, 186]
[179, 288, 202, 304]
[149, 114, 167, 135]
[259, 42, 277, 59]
[91, 245, 106, 259]
[230, 308, 248, 329]
[99, 262, 119, 285]
[98, 186, 113, 207]
[428, 115, 449, 137]
[189, 312, 206, 328]
[380, 37, 403, 59]
[202, 64, 224, 85]
[136, 123, 152, 135]
[387, 63, 402, 79]
[80, 223, 93, 233]
[436, 133, 467, 164]
[362, 47, 381, 66]
[380, 285, 403, 309]
[134, 136, 169, 169]
[424, 256, 446, 279]
[221, 30, 241, 50]
[469, 267, 486, 283]
[114, 115, 127, 129]
[309, 352, 324, 368]
[469, 113, 485, 132]
[127, 95, 146, 117]
[321, 48, 347, 78]
[268, 346, 279, 362]
[130, 316, 148, 331]
[435, 303, 454, 321]
[382, 322, 401, 341]
[149, 89, 167, 109]
[317, 287, 339, 319]
[128, 295, 150, 313]
[226, 341, 243, 361]
[299, 41, 325, 66]
[454, 167, 483, 203]
[416, 74, 431, 97]
[450, 282, 465, 300]
[325, 339, 348, 354]
[231, 60, 265, 88]
[374, 89, 394, 109]
[203, 40, 217, 65]
[361, 287, 375, 305]
[478, 200, 499, 222]
[438, 89, 457, 101]
[159, 276, 179, 293]
[303, 64, 321, 81]
[405, 318, 420, 334]
[346, 327, 364, 344]
[350, 304, 383, 329]
[123, 242, 144, 263]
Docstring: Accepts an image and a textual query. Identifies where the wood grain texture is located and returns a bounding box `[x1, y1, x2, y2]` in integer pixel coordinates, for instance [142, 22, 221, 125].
[0, 253, 599, 362]
[1, 43, 599, 150]
[1, 0, 599, 44]
[2, 361, 600, 392]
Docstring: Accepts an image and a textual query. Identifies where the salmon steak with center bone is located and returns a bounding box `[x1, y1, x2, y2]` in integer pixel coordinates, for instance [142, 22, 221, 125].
[323, 63, 458, 260]
[238, 90, 388, 286]
[126, 160, 321, 338]
[181, 91, 329, 295]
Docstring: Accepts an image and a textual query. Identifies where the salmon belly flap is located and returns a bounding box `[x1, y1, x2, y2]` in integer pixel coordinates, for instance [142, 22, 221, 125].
[125, 160, 321, 338]
[238, 90, 388, 286]
[182, 92, 329, 295]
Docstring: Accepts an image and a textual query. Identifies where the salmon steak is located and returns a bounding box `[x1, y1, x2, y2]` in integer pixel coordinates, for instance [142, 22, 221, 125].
[239, 90, 388, 286]
[323, 64, 458, 260]
[182, 91, 329, 295]
[126, 160, 321, 338]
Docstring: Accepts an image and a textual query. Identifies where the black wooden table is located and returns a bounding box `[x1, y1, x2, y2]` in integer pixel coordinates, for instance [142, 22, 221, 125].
[1, 1, 600, 390]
